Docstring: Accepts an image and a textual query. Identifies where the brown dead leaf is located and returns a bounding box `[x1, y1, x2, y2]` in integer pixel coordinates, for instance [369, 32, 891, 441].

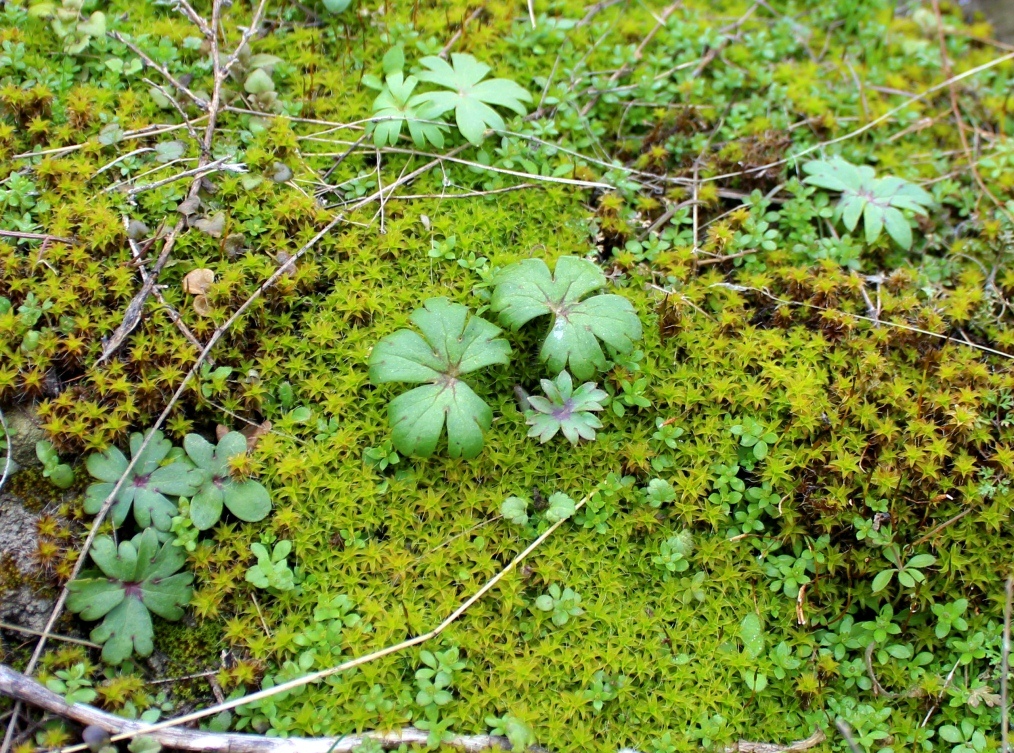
[216, 424, 230, 441]
[241, 420, 272, 452]
[177, 195, 201, 216]
[182, 268, 215, 295]
[193, 212, 225, 238]
[224, 232, 247, 259]
[192, 294, 211, 316]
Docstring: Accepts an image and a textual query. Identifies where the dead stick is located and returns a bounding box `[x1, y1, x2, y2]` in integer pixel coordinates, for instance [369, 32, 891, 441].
[0, 230, 76, 245]
[0, 622, 100, 650]
[0, 665, 824, 753]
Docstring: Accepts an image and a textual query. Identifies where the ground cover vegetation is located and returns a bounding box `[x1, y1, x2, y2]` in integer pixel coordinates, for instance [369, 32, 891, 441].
[1, 0, 1014, 751]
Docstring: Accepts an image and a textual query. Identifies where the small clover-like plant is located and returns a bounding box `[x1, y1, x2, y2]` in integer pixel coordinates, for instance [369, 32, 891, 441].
[871, 546, 935, 593]
[84, 430, 200, 531]
[368, 297, 511, 459]
[415, 53, 532, 144]
[643, 478, 676, 508]
[533, 583, 583, 626]
[44, 663, 96, 704]
[582, 670, 624, 711]
[415, 647, 467, 709]
[364, 440, 400, 471]
[938, 721, 987, 753]
[501, 496, 530, 526]
[245, 540, 296, 592]
[931, 598, 969, 639]
[545, 492, 576, 522]
[730, 418, 777, 461]
[491, 256, 642, 380]
[36, 439, 73, 489]
[652, 530, 694, 579]
[524, 370, 608, 444]
[183, 431, 271, 530]
[802, 158, 933, 249]
[67, 528, 194, 664]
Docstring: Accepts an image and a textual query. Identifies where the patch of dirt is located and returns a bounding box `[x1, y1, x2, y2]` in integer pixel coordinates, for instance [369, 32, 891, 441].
[0, 491, 54, 635]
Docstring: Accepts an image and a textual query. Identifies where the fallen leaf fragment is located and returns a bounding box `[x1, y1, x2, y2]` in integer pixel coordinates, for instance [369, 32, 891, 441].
[182, 268, 214, 295]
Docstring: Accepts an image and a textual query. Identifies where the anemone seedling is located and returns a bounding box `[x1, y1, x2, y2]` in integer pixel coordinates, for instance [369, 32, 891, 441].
[368, 297, 511, 458]
[66, 528, 193, 664]
[802, 158, 933, 249]
[415, 53, 532, 144]
[533, 583, 583, 626]
[491, 256, 642, 380]
[524, 370, 608, 444]
[84, 430, 200, 531]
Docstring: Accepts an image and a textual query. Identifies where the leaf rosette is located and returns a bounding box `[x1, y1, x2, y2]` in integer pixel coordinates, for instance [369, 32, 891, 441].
[368, 297, 511, 458]
[415, 53, 532, 144]
[67, 528, 193, 664]
[84, 430, 200, 531]
[802, 157, 932, 249]
[525, 370, 608, 444]
[184, 431, 272, 530]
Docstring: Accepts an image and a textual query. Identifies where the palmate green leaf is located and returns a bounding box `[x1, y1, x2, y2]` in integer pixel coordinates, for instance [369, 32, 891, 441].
[802, 158, 932, 250]
[415, 53, 532, 144]
[67, 529, 193, 664]
[491, 257, 642, 380]
[369, 297, 510, 458]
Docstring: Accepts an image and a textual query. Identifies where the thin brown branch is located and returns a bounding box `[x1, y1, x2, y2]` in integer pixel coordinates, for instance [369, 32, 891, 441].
[0, 622, 101, 650]
[108, 32, 209, 109]
[579, 2, 681, 117]
[1004, 576, 1012, 753]
[439, 6, 485, 58]
[909, 507, 974, 548]
[0, 230, 76, 245]
[0, 407, 10, 496]
[930, 0, 1011, 220]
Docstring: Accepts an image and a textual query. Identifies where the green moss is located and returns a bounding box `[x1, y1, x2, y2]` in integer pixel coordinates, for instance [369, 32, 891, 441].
[5, 0, 1014, 749]
[151, 618, 226, 703]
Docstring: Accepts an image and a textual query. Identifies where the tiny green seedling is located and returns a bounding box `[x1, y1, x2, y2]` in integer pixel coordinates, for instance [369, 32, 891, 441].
[491, 256, 642, 380]
[533, 583, 583, 626]
[36, 439, 73, 489]
[485, 715, 535, 752]
[871, 546, 935, 593]
[500, 495, 530, 526]
[367, 47, 447, 148]
[44, 664, 96, 704]
[652, 530, 693, 579]
[245, 540, 296, 592]
[730, 418, 777, 461]
[524, 370, 608, 444]
[368, 297, 511, 458]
